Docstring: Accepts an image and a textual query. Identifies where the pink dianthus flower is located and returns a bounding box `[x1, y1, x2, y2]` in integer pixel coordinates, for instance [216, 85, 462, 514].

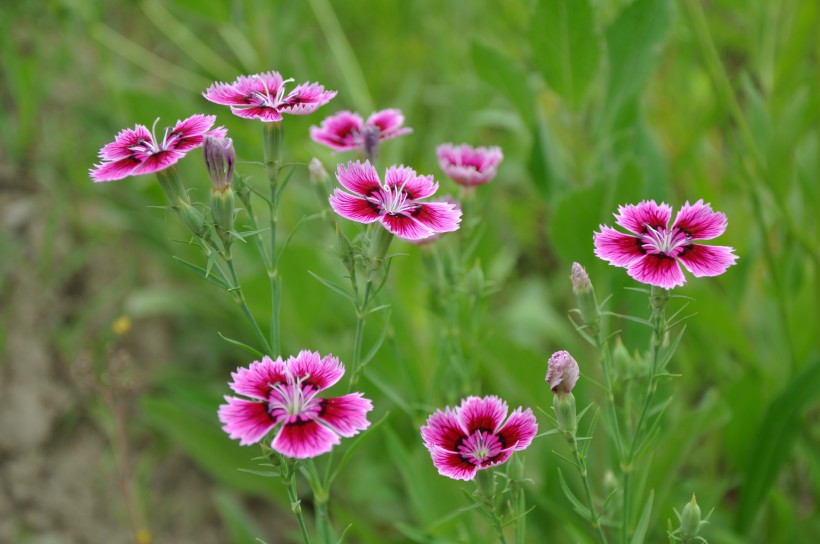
[593, 200, 738, 289]
[90, 114, 226, 182]
[420, 396, 538, 481]
[203, 70, 336, 122]
[309, 109, 412, 152]
[437, 143, 503, 187]
[218, 351, 373, 459]
[329, 161, 461, 241]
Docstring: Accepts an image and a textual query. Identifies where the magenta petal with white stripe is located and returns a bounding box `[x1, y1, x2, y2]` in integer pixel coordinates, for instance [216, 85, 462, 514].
[204, 70, 335, 123]
[672, 200, 728, 240]
[677, 244, 738, 277]
[311, 108, 412, 153]
[218, 397, 278, 446]
[594, 199, 737, 289]
[90, 114, 224, 182]
[420, 395, 538, 481]
[330, 161, 462, 241]
[218, 350, 373, 459]
[615, 200, 672, 235]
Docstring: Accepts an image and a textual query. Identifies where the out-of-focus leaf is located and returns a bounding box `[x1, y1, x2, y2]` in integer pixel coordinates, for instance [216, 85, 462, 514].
[736, 356, 820, 533]
[630, 489, 654, 544]
[471, 41, 534, 122]
[213, 490, 266, 544]
[601, 0, 673, 127]
[141, 395, 280, 499]
[531, 0, 602, 109]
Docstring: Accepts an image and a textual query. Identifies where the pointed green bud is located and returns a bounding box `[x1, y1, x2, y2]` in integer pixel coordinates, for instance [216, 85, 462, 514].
[210, 186, 235, 234]
[571, 262, 600, 335]
[680, 494, 702, 540]
[177, 199, 206, 236]
[308, 157, 329, 185]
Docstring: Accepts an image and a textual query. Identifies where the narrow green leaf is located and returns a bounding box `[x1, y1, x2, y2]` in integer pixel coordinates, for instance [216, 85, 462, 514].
[531, 0, 602, 109]
[630, 489, 654, 544]
[736, 356, 820, 532]
[217, 332, 264, 358]
[172, 256, 230, 290]
[360, 314, 391, 367]
[328, 412, 389, 486]
[213, 490, 265, 544]
[308, 270, 354, 302]
[557, 468, 591, 519]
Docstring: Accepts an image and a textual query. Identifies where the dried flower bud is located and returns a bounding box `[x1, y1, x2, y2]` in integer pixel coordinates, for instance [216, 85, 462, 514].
[203, 135, 235, 192]
[546, 351, 579, 395]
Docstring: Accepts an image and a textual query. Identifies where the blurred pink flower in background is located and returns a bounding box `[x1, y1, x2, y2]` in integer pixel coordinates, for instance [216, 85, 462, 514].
[594, 200, 738, 289]
[203, 70, 336, 122]
[420, 395, 537, 481]
[310, 109, 412, 152]
[436, 143, 503, 187]
[218, 351, 372, 459]
[329, 160, 461, 241]
[90, 114, 226, 182]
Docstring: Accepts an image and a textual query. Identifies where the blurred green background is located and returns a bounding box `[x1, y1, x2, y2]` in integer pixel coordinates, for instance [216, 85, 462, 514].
[1, 0, 818, 542]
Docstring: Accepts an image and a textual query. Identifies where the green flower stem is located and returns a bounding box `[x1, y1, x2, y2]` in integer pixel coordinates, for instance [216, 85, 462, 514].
[263, 123, 284, 356]
[284, 473, 312, 544]
[622, 286, 669, 544]
[474, 471, 508, 544]
[567, 433, 609, 544]
[347, 276, 373, 389]
[224, 251, 273, 355]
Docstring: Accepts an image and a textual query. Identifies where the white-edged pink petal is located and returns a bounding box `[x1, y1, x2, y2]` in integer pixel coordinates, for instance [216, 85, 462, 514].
[412, 202, 462, 233]
[317, 393, 373, 437]
[218, 397, 278, 446]
[593, 226, 645, 266]
[457, 396, 508, 434]
[310, 111, 364, 151]
[615, 200, 672, 235]
[677, 244, 738, 277]
[495, 408, 538, 451]
[384, 165, 438, 200]
[626, 255, 686, 290]
[229, 105, 283, 122]
[335, 161, 382, 196]
[329, 190, 380, 223]
[229, 355, 288, 400]
[131, 151, 184, 175]
[99, 125, 152, 160]
[280, 83, 336, 115]
[366, 109, 412, 139]
[272, 418, 340, 459]
[90, 157, 142, 182]
[380, 214, 434, 240]
[287, 351, 345, 392]
[429, 448, 478, 480]
[421, 408, 466, 451]
[672, 200, 728, 240]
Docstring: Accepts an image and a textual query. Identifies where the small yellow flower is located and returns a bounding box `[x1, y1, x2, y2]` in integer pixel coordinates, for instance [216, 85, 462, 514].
[112, 315, 132, 336]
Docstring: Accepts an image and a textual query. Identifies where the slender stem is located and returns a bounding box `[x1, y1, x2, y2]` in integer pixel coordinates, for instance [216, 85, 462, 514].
[263, 123, 284, 356]
[622, 287, 668, 543]
[285, 477, 312, 544]
[224, 253, 273, 354]
[314, 495, 334, 544]
[347, 279, 373, 389]
[570, 439, 609, 544]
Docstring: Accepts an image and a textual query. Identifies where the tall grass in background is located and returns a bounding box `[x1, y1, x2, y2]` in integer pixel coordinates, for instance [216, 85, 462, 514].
[1, 0, 818, 542]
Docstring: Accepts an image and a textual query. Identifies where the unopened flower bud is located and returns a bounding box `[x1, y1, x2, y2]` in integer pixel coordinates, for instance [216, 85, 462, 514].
[177, 199, 206, 236]
[309, 158, 329, 185]
[362, 124, 381, 163]
[203, 135, 235, 192]
[210, 186, 235, 234]
[680, 494, 702, 540]
[546, 351, 579, 395]
[571, 262, 600, 335]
